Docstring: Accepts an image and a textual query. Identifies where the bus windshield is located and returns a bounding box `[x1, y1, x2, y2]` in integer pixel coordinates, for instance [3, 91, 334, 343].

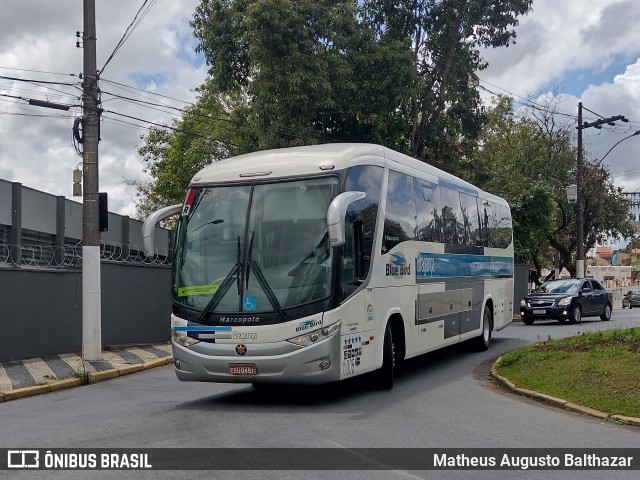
[173, 177, 340, 316]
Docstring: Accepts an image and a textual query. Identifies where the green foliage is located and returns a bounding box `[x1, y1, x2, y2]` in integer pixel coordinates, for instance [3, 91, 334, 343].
[192, 0, 416, 149]
[130, 83, 250, 218]
[191, 0, 531, 154]
[495, 328, 640, 417]
[474, 95, 633, 278]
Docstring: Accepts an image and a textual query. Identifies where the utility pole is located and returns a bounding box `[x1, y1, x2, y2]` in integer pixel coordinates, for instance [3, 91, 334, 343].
[575, 102, 627, 279]
[576, 103, 584, 279]
[82, 0, 102, 360]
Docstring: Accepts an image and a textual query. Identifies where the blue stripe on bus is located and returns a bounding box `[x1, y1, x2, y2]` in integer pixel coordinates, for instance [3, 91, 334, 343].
[416, 252, 513, 280]
[173, 326, 233, 332]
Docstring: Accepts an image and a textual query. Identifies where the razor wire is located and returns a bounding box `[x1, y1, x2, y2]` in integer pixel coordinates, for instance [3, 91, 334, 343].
[0, 241, 171, 268]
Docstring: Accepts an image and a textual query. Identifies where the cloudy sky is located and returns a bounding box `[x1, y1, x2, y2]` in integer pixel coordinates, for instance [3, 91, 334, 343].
[1, 0, 639, 220]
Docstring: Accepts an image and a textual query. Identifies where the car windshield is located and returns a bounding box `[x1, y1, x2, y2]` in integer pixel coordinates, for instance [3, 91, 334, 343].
[535, 279, 580, 294]
[173, 177, 340, 315]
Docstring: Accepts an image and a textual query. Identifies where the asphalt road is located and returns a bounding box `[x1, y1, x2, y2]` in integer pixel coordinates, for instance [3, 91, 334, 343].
[2, 310, 640, 480]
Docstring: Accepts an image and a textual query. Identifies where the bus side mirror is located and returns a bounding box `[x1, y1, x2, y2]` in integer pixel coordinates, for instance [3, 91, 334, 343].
[142, 204, 182, 257]
[327, 191, 365, 247]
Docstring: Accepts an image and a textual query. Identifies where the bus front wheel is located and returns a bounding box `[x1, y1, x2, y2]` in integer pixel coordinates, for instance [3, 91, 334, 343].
[374, 323, 396, 390]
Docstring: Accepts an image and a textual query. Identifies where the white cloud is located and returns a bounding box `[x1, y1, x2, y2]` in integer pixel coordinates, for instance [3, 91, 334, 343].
[480, 0, 640, 196]
[0, 0, 204, 219]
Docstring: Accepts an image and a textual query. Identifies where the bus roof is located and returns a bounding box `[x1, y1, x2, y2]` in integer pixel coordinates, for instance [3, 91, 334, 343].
[191, 143, 505, 203]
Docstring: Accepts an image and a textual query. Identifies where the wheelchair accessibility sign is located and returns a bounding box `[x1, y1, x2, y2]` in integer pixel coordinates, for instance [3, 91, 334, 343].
[243, 296, 257, 312]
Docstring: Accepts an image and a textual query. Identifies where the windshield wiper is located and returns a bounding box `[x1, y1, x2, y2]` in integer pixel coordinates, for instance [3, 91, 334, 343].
[198, 236, 242, 321]
[247, 259, 286, 321]
[245, 232, 286, 321]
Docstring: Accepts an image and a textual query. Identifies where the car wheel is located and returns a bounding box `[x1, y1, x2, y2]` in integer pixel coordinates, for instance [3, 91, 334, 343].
[569, 305, 582, 324]
[374, 323, 396, 390]
[472, 305, 492, 351]
[522, 316, 534, 326]
[600, 303, 612, 321]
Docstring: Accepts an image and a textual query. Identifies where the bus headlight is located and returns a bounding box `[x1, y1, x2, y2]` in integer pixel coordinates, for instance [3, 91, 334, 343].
[172, 317, 200, 347]
[557, 297, 572, 307]
[173, 330, 200, 347]
[287, 321, 341, 347]
[520, 299, 526, 307]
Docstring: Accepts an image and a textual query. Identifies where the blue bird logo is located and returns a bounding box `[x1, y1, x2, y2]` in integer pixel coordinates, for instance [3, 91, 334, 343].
[390, 253, 406, 266]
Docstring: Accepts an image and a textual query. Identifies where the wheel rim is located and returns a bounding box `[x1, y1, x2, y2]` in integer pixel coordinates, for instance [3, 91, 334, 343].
[574, 307, 581, 323]
[605, 305, 611, 319]
[483, 312, 490, 342]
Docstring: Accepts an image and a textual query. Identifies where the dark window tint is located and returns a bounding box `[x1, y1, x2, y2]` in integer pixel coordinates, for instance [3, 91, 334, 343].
[382, 170, 417, 253]
[343, 166, 383, 289]
[415, 180, 442, 243]
[460, 192, 480, 247]
[440, 187, 462, 245]
[482, 200, 513, 249]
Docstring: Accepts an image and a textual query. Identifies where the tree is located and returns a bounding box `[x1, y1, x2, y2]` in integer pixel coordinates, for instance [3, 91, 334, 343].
[474, 95, 634, 281]
[191, 0, 532, 155]
[129, 82, 247, 218]
[473, 96, 565, 268]
[192, 0, 416, 149]
[359, 0, 532, 161]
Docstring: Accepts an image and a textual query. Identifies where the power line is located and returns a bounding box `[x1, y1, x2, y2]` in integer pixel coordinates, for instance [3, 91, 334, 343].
[0, 66, 79, 78]
[103, 108, 249, 150]
[100, 0, 158, 74]
[0, 74, 79, 87]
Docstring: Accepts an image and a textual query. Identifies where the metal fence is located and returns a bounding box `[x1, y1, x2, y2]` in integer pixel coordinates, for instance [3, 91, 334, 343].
[0, 179, 173, 269]
[0, 241, 172, 268]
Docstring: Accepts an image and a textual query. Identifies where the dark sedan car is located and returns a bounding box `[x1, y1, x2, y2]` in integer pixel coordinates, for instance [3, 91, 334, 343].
[520, 278, 612, 325]
[622, 290, 640, 309]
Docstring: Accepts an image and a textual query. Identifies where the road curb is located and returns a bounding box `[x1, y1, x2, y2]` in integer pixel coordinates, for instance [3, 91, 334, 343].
[491, 356, 640, 426]
[0, 355, 173, 403]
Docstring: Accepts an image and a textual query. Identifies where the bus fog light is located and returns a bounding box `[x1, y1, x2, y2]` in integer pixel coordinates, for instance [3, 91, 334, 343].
[319, 359, 331, 371]
[310, 332, 319, 342]
[174, 360, 181, 369]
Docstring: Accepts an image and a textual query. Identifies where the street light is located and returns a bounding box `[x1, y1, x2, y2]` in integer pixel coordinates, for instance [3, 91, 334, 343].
[594, 130, 640, 168]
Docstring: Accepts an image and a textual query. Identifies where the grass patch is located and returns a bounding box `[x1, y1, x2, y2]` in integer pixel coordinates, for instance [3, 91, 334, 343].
[495, 328, 640, 418]
[74, 364, 93, 385]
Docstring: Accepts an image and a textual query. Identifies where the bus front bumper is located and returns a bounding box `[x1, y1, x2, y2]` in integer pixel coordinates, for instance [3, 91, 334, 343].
[171, 332, 342, 385]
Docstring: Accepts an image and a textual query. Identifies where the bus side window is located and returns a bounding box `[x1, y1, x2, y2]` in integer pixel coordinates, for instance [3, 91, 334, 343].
[382, 170, 417, 253]
[342, 165, 383, 297]
[415, 179, 442, 243]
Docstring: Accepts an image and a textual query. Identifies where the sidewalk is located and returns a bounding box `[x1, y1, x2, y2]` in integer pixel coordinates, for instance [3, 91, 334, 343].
[0, 344, 173, 402]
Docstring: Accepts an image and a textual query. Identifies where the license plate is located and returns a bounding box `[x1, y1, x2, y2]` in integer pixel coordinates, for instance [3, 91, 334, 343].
[533, 309, 546, 314]
[229, 363, 257, 375]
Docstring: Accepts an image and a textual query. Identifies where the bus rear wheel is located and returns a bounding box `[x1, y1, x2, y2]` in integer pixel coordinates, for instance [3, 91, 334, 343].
[374, 323, 396, 390]
[472, 306, 492, 351]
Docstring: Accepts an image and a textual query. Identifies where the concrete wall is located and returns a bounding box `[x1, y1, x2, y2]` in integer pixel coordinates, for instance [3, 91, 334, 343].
[513, 263, 529, 316]
[0, 264, 171, 362]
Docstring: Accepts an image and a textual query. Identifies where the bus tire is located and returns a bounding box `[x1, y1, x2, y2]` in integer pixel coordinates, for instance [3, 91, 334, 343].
[472, 305, 492, 351]
[374, 323, 395, 390]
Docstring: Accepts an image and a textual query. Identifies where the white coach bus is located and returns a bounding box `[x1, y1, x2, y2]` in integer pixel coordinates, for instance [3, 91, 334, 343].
[143, 144, 514, 389]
